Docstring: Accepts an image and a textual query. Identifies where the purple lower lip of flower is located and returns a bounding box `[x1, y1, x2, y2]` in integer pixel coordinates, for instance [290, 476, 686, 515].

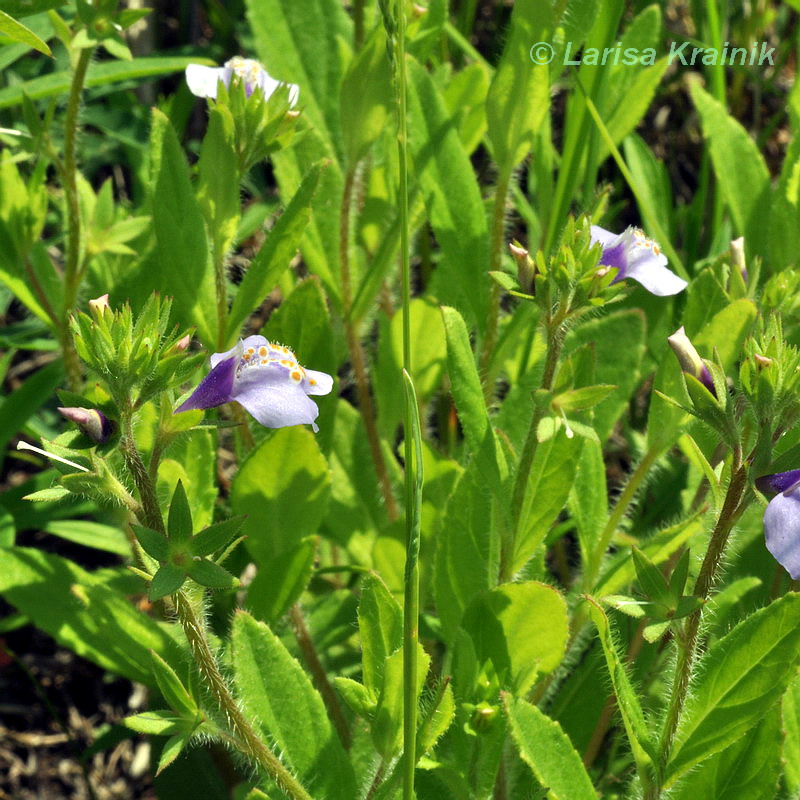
[763, 481, 800, 579]
[175, 336, 333, 432]
[590, 224, 687, 297]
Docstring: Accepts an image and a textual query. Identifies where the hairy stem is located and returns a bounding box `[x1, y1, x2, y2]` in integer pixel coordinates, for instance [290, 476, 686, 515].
[61, 47, 93, 391]
[120, 407, 310, 798]
[479, 167, 512, 403]
[340, 167, 399, 521]
[176, 593, 312, 800]
[502, 318, 565, 582]
[654, 458, 748, 795]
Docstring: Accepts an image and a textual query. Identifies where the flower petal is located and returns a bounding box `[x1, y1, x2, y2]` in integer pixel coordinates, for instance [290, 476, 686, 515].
[232, 363, 321, 431]
[591, 226, 628, 275]
[303, 368, 334, 396]
[185, 64, 231, 99]
[623, 243, 687, 296]
[756, 469, 800, 496]
[176, 356, 236, 413]
[764, 489, 800, 579]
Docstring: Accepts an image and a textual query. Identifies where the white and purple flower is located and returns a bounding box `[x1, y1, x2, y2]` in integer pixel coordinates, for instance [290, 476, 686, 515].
[176, 336, 333, 432]
[756, 470, 800, 579]
[590, 225, 687, 297]
[185, 56, 299, 105]
[667, 326, 717, 397]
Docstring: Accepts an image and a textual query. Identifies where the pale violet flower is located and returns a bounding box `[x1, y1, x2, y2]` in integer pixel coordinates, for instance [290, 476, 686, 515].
[590, 225, 687, 296]
[185, 56, 299, 105]
[756, 470, 800, 579]
[176, 336, 333, 432]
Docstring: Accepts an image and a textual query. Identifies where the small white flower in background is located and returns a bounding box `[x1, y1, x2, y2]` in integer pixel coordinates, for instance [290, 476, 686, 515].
[185, 56, 299, 105]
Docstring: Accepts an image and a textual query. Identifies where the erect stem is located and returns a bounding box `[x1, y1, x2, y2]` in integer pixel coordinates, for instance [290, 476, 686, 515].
[654, 456, 748, 796]
[176, 592, 312, 800]
[340, 166, 399, 521]
[479, 166, 513, 403]
[61, 47, 94, 392]
[501, 316, 565, 582]
[119, 407, 311, 799]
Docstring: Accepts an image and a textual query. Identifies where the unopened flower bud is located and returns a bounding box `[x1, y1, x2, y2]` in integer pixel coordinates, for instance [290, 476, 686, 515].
[754, 353, 772, 369]
[730, 237, 748, 283]
[58, 407, 113, 444]
[174, 335, 191, 352]
[667, 326, 716, 397]
[509, 241, 535, 294]
[89, 294, 110, 316]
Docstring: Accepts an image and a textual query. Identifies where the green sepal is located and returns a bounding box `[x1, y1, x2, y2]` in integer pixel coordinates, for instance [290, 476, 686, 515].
[669, 549, 691, 597]
[156, 731, 192, 775]
[643, 621, 671, 643]
[132, 524, 169, 562]
[334, 676, 376, 719]
[553, 384, 617, 412]
[187, 558, 237, 590]
[150, 564, 187, 601]
[191, 517, 246, 558]
[167, 480, 193, 544]
[632, 547, 672, 606]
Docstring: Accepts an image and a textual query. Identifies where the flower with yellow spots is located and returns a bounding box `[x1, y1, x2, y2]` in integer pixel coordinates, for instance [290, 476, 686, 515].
[590, 225, 686, 296]
[185, 56, 299, 105]
[175, 335, 333, 432]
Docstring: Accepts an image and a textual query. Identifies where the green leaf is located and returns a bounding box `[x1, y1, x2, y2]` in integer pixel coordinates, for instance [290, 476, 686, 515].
[678, 434, 723, 511]
[632, 547, 671, 605]
[340, 24, 390, 166]
[584, 597, 655, 775]
[245, 0, 351, 155]
[408, 63, 490, 330]
[167, 480, 193, 545]
[441, 306, 507, 494]
[462, 582, 568, 696]
[6, 1, 66, 17]
[0, 10, 51, 56]
[231, 426, 331, 566]
[132, 524, 169, 561]
[150, 564, 186, 601]
[226, 163, 324, 342]
[434, 465, 496, 644]
[505, 696, 596, 800]
[689, 79, 770, 255]
[150, 109, 215, 346]
[783, 672, 800, 793]
[124, 710, 184, 736]
[358, 573, 403, 697]
[157, 731, 191, 775]
[0, 548, 182, 686]
[333, 676, 375, 719]
[485, 0, 552, 172]
[197, 103, 239, 270]
[187, 559, 235, 590]
[150, 650, 197, 719]
[191, 517, 245, 558]
[667, 593, 800, 786]
[693, 298, 757, 371]
[246, 539, 315, 624]
[0, 56, 214, 109]
[512, 423, 584, 573]
[45, 520, 130, 556]
[569, 437, 608, 573]
[232, 611, 356, 799]
[671, 705, 781, 800]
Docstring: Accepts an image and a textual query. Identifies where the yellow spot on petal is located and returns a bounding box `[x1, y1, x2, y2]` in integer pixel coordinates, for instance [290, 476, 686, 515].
[259, 346, 268, 357]
[291, 370, 302, 383]
[309, 378, 317, 386]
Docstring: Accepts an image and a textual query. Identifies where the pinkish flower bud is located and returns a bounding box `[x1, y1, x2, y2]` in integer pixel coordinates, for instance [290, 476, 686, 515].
[508, 242, 535, 294]
[175, 335, 191, 352]
[89, 294, 110, 316]
[730, 237, 748, 283]
[754, 353, 773, 369]
[667, 326, 717, 397]
[58, 406, 113, 444]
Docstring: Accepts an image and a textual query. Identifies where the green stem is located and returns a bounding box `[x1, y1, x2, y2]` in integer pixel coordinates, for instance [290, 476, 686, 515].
[396, 3, 419, 796]
[654, 458, 748, 795]
[479, 167, 513, 402]
[61, 47, 93, 391]
[502, 318, 565, 582]
[340, 167, 399, 521]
